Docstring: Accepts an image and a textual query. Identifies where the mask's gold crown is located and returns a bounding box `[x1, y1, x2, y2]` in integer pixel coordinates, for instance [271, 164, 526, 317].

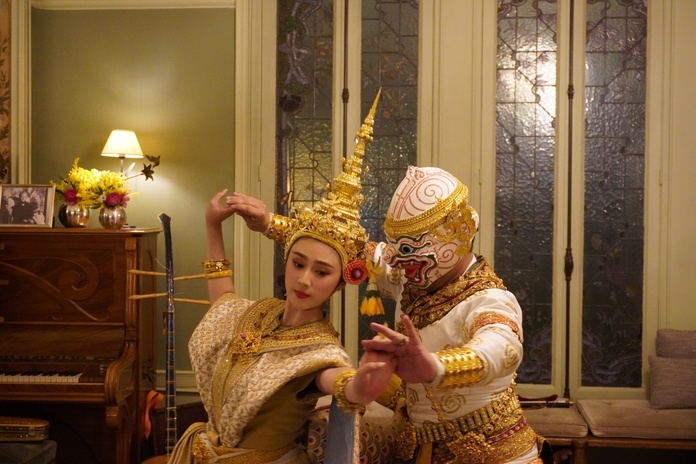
[269, 89, 381, 285]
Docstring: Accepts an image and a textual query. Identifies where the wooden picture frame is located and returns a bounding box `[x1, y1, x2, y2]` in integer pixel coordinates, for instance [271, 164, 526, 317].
[0, 184, 56, 227]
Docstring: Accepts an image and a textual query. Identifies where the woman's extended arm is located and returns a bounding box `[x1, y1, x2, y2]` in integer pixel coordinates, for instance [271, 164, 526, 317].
[314, 348, 396, 409]
[362, 314, 439, 384]
[204, 190, 274, 303]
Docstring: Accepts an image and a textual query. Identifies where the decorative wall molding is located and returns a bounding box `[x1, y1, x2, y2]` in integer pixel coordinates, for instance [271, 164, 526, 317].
[32, 0, 235, 10]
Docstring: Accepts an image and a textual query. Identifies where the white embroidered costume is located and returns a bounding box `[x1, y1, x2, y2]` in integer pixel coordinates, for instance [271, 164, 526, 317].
[369, 166, 546, 464]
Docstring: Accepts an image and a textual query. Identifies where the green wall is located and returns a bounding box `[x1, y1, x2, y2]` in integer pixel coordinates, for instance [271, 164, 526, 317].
[30, 7, 236, 373]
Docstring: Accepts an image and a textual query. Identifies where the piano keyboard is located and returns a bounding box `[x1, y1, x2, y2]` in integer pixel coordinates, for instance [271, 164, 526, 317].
[0, 372, 84, 383]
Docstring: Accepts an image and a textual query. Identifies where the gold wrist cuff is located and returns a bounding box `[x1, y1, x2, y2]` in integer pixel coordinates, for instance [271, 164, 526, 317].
[436, 346, 485, 389]
[202, 259, 232, 279]
[264, 213, 295, 243]
[333, 369, 366, 413]
[204, 269, 233, 279]
[376, 374, 404, 410]
[201, 258, 231, 270]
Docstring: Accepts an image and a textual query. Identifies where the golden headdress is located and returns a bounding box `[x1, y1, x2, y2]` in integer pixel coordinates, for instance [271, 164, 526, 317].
[264, 89, 381, 285]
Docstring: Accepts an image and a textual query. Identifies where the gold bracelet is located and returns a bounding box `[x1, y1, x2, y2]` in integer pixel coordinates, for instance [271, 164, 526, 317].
[263, 213, 295, 243]
[436, 346, 485, 389]
[376, 374, 404, 410]
[201, 258, 231, 271]
[333, 369, 366, 413]
[204, 269, 233, 279]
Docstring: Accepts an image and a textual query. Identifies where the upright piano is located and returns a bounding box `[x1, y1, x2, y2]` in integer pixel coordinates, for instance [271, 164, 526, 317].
[0, 227, 159, 464]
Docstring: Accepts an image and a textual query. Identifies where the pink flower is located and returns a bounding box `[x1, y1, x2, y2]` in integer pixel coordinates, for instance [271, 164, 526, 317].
[105, 192, 123, 206]
[64, 188, 78, 205]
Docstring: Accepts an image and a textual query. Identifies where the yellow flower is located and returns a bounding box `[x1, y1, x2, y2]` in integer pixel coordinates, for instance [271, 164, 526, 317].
[360, 258, 385, 316]
[360, 281, 385, 316]
[51, 158, 100, 207]
[51, 157, 143, 209]
[93, 170, 138, 208]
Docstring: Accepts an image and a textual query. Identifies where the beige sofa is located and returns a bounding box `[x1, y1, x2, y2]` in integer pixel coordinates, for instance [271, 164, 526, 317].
[524, 329, 696, 463]
[573, 329, 696, 462]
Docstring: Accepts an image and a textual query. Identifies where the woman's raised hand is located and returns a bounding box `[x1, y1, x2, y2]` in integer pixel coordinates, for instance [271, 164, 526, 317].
[206, 189, 237, 226]
[225, 192, 270, 233]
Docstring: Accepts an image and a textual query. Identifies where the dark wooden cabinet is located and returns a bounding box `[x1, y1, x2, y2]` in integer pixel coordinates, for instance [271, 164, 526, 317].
[0, 228, 159, 464]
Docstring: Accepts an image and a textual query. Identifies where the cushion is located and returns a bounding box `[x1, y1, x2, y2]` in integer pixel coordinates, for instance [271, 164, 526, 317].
[576, 398, 696, 440]
[523, 406, 588, 437]
[656, 329, 696, 358]
[359, 403, 397, 464]
[649, 355, 696, 409]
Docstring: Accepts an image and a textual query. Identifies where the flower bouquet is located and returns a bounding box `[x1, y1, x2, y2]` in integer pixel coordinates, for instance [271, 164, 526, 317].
[51, 156, 160, 228]
[92, 169, 137, 209]
[51, 158, 101, 227]
[52, 158, 101, 208]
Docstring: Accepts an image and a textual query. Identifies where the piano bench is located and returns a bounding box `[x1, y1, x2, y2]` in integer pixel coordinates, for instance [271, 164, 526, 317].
[0, 440, 57, 464]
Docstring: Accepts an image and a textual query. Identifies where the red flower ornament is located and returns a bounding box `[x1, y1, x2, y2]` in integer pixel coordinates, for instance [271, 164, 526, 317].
[343, 259, 368, 285]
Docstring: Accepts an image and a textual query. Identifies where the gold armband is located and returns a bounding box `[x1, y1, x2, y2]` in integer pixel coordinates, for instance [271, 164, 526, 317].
[333, 369, 366, 413]
[201, 259, 233, 279]
[376, 374, 404, 410]
[264, 213, 295, 243]
[435, 346, 485, 389]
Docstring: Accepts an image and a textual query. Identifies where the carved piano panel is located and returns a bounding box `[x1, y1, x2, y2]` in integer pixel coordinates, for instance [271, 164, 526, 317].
[0, 228, 159, 464]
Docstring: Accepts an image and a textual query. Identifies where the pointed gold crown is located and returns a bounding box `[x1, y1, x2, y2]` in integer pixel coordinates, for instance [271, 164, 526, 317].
[277, 89, 381, 284]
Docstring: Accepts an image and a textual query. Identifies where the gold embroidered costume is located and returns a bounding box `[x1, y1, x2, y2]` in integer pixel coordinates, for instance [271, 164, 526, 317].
[370, 252, 544, 464]
[167, 294, 351, 464]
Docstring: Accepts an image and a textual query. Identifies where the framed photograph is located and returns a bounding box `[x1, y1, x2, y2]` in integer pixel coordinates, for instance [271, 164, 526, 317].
[0, 184, 56, 227]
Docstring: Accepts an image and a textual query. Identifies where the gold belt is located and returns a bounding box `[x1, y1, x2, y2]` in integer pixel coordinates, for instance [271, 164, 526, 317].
[414, 389, 523, 445]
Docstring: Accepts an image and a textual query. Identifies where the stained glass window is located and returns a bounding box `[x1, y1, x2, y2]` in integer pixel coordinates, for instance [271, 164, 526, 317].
[582, 0, 646, 388]
[275, 0, 418, 336]
[358, 0, 419, 348]
[275, 0, 335, 298]
[496, 0, 647, 388]
[276, 0, 647, 388]
[496, 0, 558, 384]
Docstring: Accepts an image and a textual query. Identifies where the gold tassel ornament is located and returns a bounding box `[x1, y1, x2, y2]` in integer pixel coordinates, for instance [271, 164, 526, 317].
[360, 257, 385, 316]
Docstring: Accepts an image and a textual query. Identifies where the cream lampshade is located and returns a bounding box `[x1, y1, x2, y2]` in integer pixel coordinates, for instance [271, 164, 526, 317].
[101, 129, 144, 172]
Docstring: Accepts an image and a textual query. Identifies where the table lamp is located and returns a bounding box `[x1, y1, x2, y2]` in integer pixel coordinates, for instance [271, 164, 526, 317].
[101, 129, 144, 172]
